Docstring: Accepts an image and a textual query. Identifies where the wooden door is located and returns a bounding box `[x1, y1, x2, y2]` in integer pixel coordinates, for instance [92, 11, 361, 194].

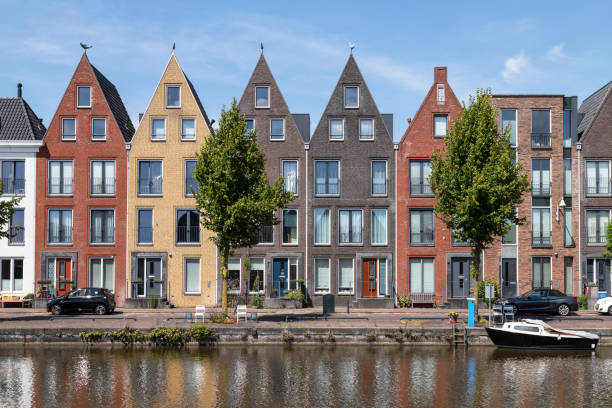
[362, 259, 377, 298]
[56, 258, 72, 296]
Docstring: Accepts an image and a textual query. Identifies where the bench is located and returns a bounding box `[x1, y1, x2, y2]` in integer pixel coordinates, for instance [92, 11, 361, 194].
[1, 294, 31, 308]
[410, 293, 436, 305]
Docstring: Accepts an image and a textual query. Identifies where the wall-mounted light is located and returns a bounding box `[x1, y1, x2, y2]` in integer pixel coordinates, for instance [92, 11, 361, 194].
[556, 198, 566, 222]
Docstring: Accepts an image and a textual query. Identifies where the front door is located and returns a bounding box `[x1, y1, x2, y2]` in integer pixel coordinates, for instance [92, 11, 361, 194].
[273, 258, 288, 298]
[147, 258, 162, 297]
[500, 258, 517, 298]
[451, 257, 471, 298]
[597, 259, 611, 296]
[362, 259, 377, 298]
[56, 258, 72, 296]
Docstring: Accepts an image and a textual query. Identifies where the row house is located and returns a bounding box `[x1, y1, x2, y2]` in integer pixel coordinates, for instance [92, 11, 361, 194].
[34, 54, 134, 306]
[127, 53, 216, 307]
[229, 54, 310, 304]
[577, 81, 612, 297]
[0, 85, 45, 298]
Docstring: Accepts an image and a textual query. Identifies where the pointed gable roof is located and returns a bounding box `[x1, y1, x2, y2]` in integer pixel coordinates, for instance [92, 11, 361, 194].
[0, 97, 46, 141]
[312, 53, 392, 143]
[578, 81, 612, 136]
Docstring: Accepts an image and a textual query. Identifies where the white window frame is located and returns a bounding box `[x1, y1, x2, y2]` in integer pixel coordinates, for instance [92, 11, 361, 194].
[314, 160, 340, 196]
[151, 118, 166, 141]
[184, 257, 201, 295]
[77, 86, 91, 108]
[0, 258, 24, 293]
[282, 208, 298, 246]
[7, 208, 24, 246]
[137, 208, 154, 245]
[89, 208, 115, 245]
[437, 84, 445, 105]
[166, 85, 181, 108]
[586, 209, 610, 245]
[61, 118, 76, 141]
[344, 86, 359, 108]
[371, 160, 387, 196]
[185, 159, 198, 197]
[371, 208, 388, 246]
[314, 257, 331, 294]
[90, 159, 116, 196]
[89, 257, 114, 292]
[531, 206, 552, 247]
[434, 114, 448, 138]
[228, 257, 241, 294]
[269, 118, 285, 141]
[175, 208, 201, 245]
[47, 208, 73, 245]
[282, 159, 298, 196]
[359, 118, 374, 141]
[314, 208, 331, 246]
[329, 118, 344, 141]
[409, 257, 434, 295]
[244, 118, 255, 137]
[181, 118, 196, 141]
[47, 160, 74, 196]
[91, 118, 106, 141]
[255, 86, 270, 108]
[377, 258, 388, 297]
[532, 256, 552, 289]
[137, 159, 163, 196]
[248, 257, 265, 295]
[338, 208, 364, 246]
[337, 258, 354, 295]
[586, 160, 611, 196]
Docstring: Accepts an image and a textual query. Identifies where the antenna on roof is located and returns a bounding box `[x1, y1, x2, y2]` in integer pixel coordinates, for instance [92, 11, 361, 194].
[80, 42, 92, 54]
[349, 42, 355, 53]
[172, 42, 176, 54]
[260, 42, 264, 54]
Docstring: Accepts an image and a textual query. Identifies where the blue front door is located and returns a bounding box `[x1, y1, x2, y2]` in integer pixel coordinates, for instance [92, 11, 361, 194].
[273, 259, 288, 298]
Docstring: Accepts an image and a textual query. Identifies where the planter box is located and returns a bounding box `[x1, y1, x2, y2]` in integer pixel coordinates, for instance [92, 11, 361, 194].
[263, 298, 303, 308]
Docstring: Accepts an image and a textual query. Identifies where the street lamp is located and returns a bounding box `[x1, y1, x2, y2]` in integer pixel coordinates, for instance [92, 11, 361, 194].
[556, 197, 567, 222]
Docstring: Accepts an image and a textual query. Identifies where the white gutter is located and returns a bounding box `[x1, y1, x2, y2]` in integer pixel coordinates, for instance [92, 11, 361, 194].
[577, 142, 582, 294]
[394, 143, 398, 305]
[125, 144, 131, 301]
[305, 143, 309, 294]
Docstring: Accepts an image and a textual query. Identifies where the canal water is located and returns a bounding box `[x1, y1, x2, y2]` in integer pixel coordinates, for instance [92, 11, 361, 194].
[0, 345, 611, 407]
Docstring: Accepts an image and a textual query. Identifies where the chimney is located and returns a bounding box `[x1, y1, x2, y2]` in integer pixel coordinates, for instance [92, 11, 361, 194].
[138, 113, 144, 123]
[434, 67, 447, 83]
[17, 83, 22, 98]
[407, 118, 412, 126]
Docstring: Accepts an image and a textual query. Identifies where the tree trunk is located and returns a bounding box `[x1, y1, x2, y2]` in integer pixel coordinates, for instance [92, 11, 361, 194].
[220, 249, 229, 316]
[471, 248, 481, 321]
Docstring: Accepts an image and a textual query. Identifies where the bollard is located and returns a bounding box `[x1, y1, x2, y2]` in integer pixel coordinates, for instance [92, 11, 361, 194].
[347, 298, 350, 314]
[467, 298, 475, 327]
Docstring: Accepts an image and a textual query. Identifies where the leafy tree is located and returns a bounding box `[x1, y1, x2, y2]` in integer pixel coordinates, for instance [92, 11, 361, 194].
[193, 99, 293, 315]
[430, 89, 530, 316]
[602, 222, 612, 259]
[0, 181, 21, 239]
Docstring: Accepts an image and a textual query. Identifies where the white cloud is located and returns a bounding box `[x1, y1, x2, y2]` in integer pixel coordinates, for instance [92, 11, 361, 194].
[360, 55, 429, 92]
[502, 53, 529, 81]
[546, 43, 567, 61]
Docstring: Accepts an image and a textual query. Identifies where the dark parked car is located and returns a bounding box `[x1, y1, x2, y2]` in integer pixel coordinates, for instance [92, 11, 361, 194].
[500, 288, 578, 316]
[47, 288, 115, 315]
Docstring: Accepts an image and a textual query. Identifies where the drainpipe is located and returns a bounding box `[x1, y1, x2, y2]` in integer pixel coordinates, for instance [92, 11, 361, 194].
[125, 143, 131, 303]
[577, 142, 582, 294]
[304, 143, 309, 299]
[394, 143, 398, 306]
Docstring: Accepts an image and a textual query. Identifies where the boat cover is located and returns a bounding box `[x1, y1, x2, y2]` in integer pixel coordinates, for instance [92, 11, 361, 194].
[522, 319, 600, 340]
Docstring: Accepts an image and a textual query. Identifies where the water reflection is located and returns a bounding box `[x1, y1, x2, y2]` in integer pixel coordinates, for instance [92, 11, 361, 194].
[0, 346, 610, 407]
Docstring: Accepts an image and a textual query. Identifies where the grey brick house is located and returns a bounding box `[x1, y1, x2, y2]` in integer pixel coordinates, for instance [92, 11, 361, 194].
[307, 53, 395, 308]
[230, 53, 310, 304]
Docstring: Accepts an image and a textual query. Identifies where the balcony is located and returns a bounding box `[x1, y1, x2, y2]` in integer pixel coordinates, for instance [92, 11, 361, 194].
[48, 178, 73, 195]
[410, 182, 433, 196]
[410, 232, 434, 245]
[532, 183, 551, 197]
[586, 178, 611, 196]
[532, 232, 552, 247]
[91, 177, 116, 195]
[138, 179, 162, 195]
[8, 226, 24, 244]
[176, 226, 200, 244]
[138, 227, 153, 244]
[531, 133, 551, 149]
[1, 178, 25, 195]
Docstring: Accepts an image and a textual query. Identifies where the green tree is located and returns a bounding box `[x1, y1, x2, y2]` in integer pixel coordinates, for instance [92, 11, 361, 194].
[0, 181, 21, 239]
[602, 222, 612, 259]
[193, 99, 293, 315]
[430, 89, 530, 317]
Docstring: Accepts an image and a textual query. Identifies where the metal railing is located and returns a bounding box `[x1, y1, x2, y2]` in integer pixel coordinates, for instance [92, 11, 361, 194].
[48, 178, 73, 195]
[532, 232, 552, 247]
[587, 230, 606, 244]
[258, 226, 274, 244]
[410, 182, 433, 196]
[138, 179, 162, 195]
[8, 227, 24, 244]
[91, 178, 116, 195]
[1, 178, 25, 195]
[48, 228, 72, 243]
[531, 183, 551, 196]
[91, 230, 114, 244]
[176, 226, 200, 243]
[531, 132, 551, 148]
[586, 178, 611, 195]
[410, 232, 434, 244]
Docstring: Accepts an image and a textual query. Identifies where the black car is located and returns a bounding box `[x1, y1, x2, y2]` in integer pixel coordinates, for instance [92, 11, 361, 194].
[47, 288, 116, 315]
[500, 288, 579, 316]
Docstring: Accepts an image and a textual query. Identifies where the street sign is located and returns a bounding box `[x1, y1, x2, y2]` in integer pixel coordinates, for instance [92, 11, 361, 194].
[485, 284, 495, 299]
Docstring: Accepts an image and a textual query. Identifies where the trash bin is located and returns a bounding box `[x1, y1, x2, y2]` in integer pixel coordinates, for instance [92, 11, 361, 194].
[322, 294, 335, 314]
[598, 291, 607, 299]
[467, 298, 475, 327]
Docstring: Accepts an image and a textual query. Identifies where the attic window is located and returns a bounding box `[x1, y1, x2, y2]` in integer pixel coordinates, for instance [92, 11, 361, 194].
[344, 86, 359, 108]
[166, 86, 181, 108]
[62, 118, 76, 141]
[437, 84, 445, 105]
[255, 86, 270, 108]
[77, 86, 91, 108]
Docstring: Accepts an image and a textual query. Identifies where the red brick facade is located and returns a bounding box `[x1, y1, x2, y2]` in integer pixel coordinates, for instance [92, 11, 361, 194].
[35, 54, 132, 306]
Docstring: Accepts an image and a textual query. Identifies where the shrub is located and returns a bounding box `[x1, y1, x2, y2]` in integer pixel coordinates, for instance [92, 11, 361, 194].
[79, 331, 103, 342]
[209, 312, 227, 323]
[189, 325, 218, 341]
[23, 293, 35, 300]
[578, 294, 588, 310]
[105, 328, 146, 345]
[478, 279, 499, 306]
[148, 328, 188, 346]
[282, 289, 305, 302]
[251, 294, 264, 309]
[397, 294, 411, 308]
[281, 330, 294, 343]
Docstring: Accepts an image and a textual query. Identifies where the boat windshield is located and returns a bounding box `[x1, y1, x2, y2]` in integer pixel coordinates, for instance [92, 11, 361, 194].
[514, 326, 540, 333]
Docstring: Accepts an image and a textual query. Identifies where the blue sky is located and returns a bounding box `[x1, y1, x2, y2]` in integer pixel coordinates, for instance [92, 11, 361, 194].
[1, 0, 611, 140]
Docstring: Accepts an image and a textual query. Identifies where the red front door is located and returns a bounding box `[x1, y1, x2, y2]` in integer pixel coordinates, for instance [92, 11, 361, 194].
[56, 258, 72, 296]
[363, 259, 377, 298]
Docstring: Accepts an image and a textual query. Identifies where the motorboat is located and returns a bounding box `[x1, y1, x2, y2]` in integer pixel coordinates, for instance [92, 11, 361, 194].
[485, 319, 599, 350]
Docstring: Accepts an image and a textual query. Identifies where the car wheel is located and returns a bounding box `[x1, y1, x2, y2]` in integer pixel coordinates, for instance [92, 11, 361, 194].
[557, 304, 570, 316]
[94, 304, 107, 315]
[51, 305, 62, 315]
[608, 305, 612, 315]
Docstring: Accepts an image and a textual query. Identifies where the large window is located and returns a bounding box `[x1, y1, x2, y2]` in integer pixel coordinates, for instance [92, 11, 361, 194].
[151, 118, 166, 140]
[228, 257, 240, 293]
[90, 258, 114, 291]
[0, 259, 23, 292]
[314, 208, 330, 245]
[184, 258, 200, 294]
[371, 161, 387, 195]
[502, 208, 517, 245]
[586, 161, 610, 195]
[315, 161, 339, 195]
[410, 258, 434, 294]
[532, 208, 551, 247]
[344, 86, 359, 108]
[434, 115, 447, 137]
[91, 118, 106, 141]
[90, 160, 115, 195]
[501, 109, 517, 147]
[166, 86, 180, 107]
[564, 208, 573, 247]
[248, 258, 264, 294]
[62, 118, 76, 141]
[176, 209, 200, 244]
[255, 86, 269, 108]
[90, 209, 114, 244]
[564, 158, 572, 196]
[48, 209, 72, 244]
[185, 160, 198, 195]
[532, 257, 551, 288]
[410, 160, 432, 196]
[586, 210, 609, 244]
[282, 160, 298, 195]
[564, 257, 573, 295]
[314, 258, 330, 293]
[138, 160, 162, 195]
[339, 209, 362, 244]
[360, 119, 374, 140]
[48, 160, 73, 195]
[257, 224, 273, 244]
[371, 209, 387, 245]
[563, 110, 571, 148]
[8, 210, 24, 245]
[270, 119, 284, 140]
[379, 258, 387, 296]
[532, 158, 550, 196]
[138, 209, 153, 244]
[329, 119, 344, 140]
[77, 86, 91, 108]
[1, 160, 25, 195]
[282, 209, 298, 245]
[181, 118, 195, 140]
[531, 109, 551, 148]
[338, 258, 354, 294]
[410, 209, 434, 245]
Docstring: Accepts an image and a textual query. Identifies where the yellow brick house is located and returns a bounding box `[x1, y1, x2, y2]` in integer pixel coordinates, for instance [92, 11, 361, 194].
[126, 52, 216, 307]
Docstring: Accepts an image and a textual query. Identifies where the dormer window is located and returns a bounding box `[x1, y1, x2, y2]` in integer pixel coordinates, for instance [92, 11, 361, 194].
[151, 118, 166, 141]
[329, 119, 344, 140]
[344, 86, 359, 108]
[62, 118, 76, 141]
[437, 84, 445, 105]
[270, 119, 284, 141]
[434, 115, 448, 138]
[91, 118, 106, 141]
[77, 86, 91, 108]
[360, 119, 374, 140]
[166, 86, 181, 108]
[255, 86, 270, 108]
